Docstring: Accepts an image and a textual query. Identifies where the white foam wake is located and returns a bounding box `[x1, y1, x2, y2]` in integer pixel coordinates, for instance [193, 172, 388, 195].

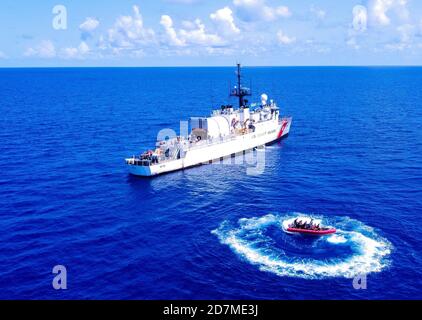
[326, 234, 347, 244]
[212, 214, 392, 279]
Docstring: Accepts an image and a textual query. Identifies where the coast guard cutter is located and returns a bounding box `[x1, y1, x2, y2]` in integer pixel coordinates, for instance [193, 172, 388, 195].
[126, 64, 292, 176]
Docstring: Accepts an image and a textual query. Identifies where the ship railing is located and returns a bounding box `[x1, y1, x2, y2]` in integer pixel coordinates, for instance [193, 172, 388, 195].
[128, 133, 245, 166]
[128, 155, 177, 167]
[141, 147, 181, 165]
[126, 158, 152, 167]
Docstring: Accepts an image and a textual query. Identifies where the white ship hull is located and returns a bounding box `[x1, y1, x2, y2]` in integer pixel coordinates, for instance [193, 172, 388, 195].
[127, 117, 292, 177]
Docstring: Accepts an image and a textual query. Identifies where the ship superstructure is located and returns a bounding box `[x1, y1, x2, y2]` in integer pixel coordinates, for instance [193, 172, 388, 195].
[126, 64, 292, 176]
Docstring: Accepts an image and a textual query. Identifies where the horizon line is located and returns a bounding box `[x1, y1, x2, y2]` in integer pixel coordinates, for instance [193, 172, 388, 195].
[1, 65, 422, 69]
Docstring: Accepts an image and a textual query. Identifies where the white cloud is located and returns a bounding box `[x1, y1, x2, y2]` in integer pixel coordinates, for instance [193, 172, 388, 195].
[24, 40, 56, 58]
[79, 17, 100, 33]
[80, 17, 100, 40]
[233, 0, 291, 22]
[62, 41, 90, 59]
[348, 1, 415, 51]
[160, 7, 239, 49]
[161, 15, 224, 47]
[179, 19, 224, 46]
[369, 0, 409, 26]
[0, 51, 7, 59]
[106, 6, 155, 49]
[24, 39, 92, 60]
[277, 30, 296, 45]
[210, 7, 240, 36]
[160, 15, 186, 46]
[274, 6, 291, 18]
[62, 47, 79, 58]
[181, 20, 197, 30]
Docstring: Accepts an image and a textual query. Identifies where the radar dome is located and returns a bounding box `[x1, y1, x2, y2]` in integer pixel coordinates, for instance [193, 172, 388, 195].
[261, 94, 268, 105]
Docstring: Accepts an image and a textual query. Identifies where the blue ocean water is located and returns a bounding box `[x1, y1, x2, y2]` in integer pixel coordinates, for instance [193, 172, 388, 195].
[0, 67, 421, 299]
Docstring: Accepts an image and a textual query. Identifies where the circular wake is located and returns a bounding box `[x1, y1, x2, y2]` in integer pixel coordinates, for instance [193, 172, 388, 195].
[212, 214, 392, 279]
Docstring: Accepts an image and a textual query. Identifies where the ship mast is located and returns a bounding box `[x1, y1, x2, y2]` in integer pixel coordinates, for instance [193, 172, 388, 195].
[230, 63, 251, 109]
[236, 63, 242, 108]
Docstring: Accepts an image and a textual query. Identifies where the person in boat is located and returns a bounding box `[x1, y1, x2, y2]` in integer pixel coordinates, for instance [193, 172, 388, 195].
[151, 153, 158, 164]
[305, 219, 314, 229]
[151, 148, 161, 164]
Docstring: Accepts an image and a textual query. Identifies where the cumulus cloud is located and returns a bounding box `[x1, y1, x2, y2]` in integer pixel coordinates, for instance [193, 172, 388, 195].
[24, 40, 56, 58]
[210, 7, 240, 36]
[348, 1, 415, 51]
[160, 15, 224, 47]
[24, 39, 93, 60]
[369, 0, 409, 26]
[277, 30, 296, 45]
[106, 6, 155, 49]
[80, 17, 100, 33]
[179, 20, 223, 46]
[160, 15, 186, 46]
[62, 41, 90, 59]
[79, 17, 100, 40]
[233, 0, 291, 22]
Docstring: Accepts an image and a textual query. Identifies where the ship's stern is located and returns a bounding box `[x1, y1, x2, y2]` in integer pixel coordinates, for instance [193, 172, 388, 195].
[125, 159, 155, 177]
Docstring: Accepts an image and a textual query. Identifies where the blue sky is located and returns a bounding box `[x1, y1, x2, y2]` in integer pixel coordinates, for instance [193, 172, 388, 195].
[1, 0, 422, 66]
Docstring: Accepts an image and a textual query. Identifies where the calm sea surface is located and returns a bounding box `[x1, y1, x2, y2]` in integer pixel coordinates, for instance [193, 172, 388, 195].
[0, 67, 421, 299]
